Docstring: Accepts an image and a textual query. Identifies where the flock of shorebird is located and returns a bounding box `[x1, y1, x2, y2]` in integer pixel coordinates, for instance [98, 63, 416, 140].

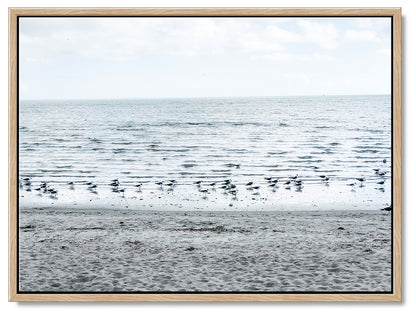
[20, 165, 389, 200]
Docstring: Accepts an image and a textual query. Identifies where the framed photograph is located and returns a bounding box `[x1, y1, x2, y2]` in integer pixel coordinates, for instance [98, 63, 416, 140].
[9, 7, 402, 302]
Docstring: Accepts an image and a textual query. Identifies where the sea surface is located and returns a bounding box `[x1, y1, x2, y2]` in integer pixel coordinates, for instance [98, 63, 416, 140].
[18, 95, 392, 211]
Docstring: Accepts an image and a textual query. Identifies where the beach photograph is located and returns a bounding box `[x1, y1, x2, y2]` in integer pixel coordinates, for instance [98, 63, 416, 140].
[17, 16, 393, 293]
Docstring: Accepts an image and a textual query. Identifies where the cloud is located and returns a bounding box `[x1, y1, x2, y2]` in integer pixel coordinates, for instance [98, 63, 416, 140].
[262, 52, 334, 61]
[345, 30, 380, 42]
[296, 20, 339, 50]
[377, 48, 391, 57]
[353, 18, 374, 28]
[20, 17, 343, 63]
[284, 73, 311, 86]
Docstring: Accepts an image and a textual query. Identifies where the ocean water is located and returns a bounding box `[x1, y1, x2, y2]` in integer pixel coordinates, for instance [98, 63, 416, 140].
[18, 95, 392, 211]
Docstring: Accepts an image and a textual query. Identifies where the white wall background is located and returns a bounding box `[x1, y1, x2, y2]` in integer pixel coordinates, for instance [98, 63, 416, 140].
[1, 0, 414, 316]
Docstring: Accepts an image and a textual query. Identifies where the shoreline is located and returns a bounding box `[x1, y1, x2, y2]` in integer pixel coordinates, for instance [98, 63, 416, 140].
[19, 205, 389, 214]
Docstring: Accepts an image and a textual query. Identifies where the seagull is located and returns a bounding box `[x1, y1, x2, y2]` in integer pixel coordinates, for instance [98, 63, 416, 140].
[110, 180, 119, 186]
[199, 189, 209, 196]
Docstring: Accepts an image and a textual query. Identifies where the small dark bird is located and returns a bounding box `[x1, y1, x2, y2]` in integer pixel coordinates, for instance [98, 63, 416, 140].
[383, 159, 387, 163]
[252, 186, 260, 190]
[88, 184, 97, 189]
[194, 181, 202, 185]
[86, 182, 93, 185]
[356, 178, 365, 182]
[264, 177, 272, 181]
[319, 175, 326, 179]
[378, 171, 387, 176]
[156, 181, 163, 186]
[68, 181, 74, 185]
[246, 182, 253, 186]
[284, 180, 291, 185]
[209, 182, 216, 186]
[377, 180, 385, 185]
[381, 205, 392, 211]
[373, 168, 380, 173]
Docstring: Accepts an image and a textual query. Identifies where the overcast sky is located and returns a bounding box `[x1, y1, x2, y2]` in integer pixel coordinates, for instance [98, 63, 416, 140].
[19, 17, 391, 99]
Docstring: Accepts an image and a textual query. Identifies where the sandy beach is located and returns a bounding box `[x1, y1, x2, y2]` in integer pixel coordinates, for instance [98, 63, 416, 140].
[18, 207, 392, 292]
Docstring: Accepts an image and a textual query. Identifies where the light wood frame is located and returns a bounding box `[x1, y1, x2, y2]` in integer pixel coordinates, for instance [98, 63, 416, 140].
[8, 7, 402, 302]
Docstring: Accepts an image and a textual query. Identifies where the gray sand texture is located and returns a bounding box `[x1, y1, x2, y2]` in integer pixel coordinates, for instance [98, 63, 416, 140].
[18, 208, 392, 292]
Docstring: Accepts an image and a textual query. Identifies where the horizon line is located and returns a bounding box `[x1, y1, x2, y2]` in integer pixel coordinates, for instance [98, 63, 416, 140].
[20, 93, 391, 101]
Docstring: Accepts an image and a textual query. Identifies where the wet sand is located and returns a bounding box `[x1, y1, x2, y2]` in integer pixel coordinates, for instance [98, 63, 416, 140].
[18, 207, 392, 292]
